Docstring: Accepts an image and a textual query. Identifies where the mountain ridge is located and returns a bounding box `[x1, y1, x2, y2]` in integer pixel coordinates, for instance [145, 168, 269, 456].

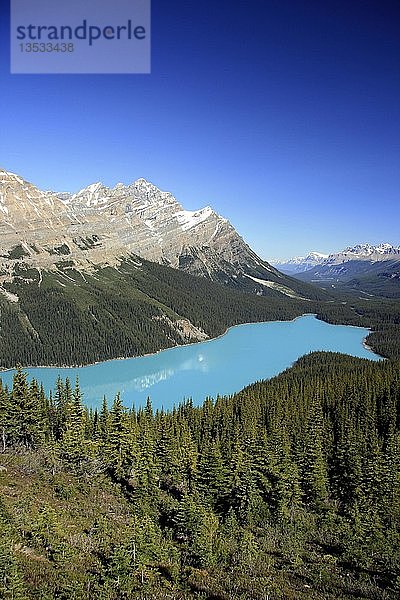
[272, 251, 329, 273]
[0, 168, 323, 302]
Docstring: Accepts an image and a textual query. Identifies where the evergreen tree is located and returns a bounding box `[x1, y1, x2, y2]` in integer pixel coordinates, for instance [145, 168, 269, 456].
[300, 397, 328, 507]
[9, 367, 38, 449]
[0, 381, 10, 452]
[107, 393, 132, 480]
[61, 377, 86, 463]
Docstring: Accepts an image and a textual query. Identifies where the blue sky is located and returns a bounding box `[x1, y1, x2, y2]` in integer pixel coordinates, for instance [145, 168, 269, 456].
[1, 0, 399, 259]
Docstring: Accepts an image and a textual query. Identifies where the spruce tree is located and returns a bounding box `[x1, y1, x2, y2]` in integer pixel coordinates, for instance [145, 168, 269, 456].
[107, 393, 131, 480]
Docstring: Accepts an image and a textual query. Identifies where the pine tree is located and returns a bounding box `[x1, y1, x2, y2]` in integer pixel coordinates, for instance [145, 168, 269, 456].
[61, 377, 86, 463]
[226, 438, 257, 524]
[135, 398, 159, 502]
[178, 421, 198, 494]
[300, 397, 328, 507]
[107, 393, 132, 480]
[331, 420, 362, 512]
[0, 381, 10, 452]
[197, 440, 228, 506]
[156, 417, 179, 486]
[98, 396, 110, 442]
[9, 367, 38, 449]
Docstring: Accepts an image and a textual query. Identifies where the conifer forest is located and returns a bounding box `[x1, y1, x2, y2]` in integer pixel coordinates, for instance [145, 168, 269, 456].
[1, 349, 399, 599]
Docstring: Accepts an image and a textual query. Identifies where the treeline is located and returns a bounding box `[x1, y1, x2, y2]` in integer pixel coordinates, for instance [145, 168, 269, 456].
[0, 353, 399, 598]
[315, 294, 400, 359]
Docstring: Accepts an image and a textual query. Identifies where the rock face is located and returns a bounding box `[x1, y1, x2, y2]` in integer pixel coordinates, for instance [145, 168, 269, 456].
[0, 168, 280, 285]
[0, 170, 69, 239]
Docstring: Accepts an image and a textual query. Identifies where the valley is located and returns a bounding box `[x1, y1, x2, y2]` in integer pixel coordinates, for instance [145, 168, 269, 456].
[1, 169, 399, 600]
[274, 244, 400, 299]
[1, 168, 400, 373]
[2, 4, 399, 598]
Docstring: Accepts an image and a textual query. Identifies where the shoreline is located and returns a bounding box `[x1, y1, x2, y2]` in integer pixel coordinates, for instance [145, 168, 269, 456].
[0, 312, 380, 375]
[362, 339, 375, 353]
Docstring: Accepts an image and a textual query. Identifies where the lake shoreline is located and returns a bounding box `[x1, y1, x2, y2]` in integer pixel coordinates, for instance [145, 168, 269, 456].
[0, 312, 379, 375]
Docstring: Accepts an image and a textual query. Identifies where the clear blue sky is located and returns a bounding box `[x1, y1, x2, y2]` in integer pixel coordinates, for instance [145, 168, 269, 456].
[1, 1, 399, 259]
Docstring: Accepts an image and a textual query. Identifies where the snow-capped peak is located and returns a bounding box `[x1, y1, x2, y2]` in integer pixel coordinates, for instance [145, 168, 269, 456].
[74, 181, 103, 196]
[272, 252, 328, 266]
[70, 182, 109, 208]
[307, 251, 329, 259]
[342, 243, 400, 256]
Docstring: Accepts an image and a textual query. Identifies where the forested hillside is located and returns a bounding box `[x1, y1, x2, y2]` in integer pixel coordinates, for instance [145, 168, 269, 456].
[0, 258, 314, 369]
[1, 353, 399, 599]
[1, 256, 400, 369]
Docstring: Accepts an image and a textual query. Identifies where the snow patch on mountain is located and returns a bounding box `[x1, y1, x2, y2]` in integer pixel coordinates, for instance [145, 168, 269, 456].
[176, 206, 213, 231]
[244, 274, 310, 300]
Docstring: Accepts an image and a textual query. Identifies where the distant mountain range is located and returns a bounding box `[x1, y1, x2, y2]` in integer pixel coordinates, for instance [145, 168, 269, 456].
[272, 244, 400, 273]
[281, 243, 400, 298]
[272, 252, 329, 273]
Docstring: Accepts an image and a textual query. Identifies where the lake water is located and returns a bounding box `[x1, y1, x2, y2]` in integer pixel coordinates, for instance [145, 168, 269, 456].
[0, 315, 380, 410]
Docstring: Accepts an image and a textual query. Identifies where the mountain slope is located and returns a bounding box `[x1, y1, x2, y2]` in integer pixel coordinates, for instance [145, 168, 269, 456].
[1, 244, 400, 367]
[0, 168, 325, 302]
[1, 354, 399, 600]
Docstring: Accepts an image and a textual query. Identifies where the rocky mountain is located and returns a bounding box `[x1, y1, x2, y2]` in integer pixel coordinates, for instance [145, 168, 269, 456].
[0, 167, 330, 370]
[341, 242, 400, 256]
[0, 168, 323, 301]
[271, 252, 329, 274]
[324, 243, 400, 263]
[294, 243, 400, 298]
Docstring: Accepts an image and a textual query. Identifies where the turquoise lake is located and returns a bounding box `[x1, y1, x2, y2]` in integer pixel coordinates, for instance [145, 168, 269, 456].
[0, 315, 381, 410]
